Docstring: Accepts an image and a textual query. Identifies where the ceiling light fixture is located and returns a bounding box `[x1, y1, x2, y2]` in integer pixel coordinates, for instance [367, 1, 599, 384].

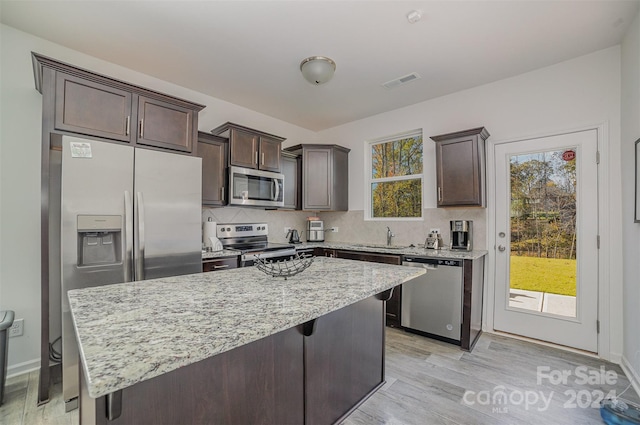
[300, 56, 336, 85]
[406, 10, 422, 24]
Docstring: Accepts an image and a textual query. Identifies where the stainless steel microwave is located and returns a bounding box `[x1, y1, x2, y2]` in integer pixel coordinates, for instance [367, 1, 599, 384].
[229, 166, 284, 208]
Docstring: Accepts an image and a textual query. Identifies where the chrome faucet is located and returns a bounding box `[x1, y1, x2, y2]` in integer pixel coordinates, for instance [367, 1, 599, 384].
[386, 226, 395, 246]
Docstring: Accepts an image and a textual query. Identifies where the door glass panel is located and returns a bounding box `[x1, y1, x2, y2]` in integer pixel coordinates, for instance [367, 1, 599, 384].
[508, 149, 577, 318]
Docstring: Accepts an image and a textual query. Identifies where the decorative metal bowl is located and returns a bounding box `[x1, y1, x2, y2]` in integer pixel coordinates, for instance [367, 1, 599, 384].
[254, 253, 314, 280]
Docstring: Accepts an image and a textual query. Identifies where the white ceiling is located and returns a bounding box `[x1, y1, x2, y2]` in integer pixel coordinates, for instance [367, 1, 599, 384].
[2, 1, 638, 131]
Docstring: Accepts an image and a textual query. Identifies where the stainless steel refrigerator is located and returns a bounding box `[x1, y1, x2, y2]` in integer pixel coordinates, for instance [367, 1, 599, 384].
[53, 136, 202, 410]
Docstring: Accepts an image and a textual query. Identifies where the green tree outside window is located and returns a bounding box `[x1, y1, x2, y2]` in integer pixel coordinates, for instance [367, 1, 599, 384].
[369, 134, 423, 218]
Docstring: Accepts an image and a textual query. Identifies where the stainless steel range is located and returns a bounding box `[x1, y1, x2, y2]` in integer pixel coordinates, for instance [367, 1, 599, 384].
[217, 223, 296, 266]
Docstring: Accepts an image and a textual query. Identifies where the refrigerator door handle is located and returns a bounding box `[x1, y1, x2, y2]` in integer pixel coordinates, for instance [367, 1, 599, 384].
[124, 191, 134, 282]
[136, 191, 146, 280]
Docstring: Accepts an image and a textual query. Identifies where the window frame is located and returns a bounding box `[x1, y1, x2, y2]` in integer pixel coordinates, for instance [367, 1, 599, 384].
[364, 130, 424, 221]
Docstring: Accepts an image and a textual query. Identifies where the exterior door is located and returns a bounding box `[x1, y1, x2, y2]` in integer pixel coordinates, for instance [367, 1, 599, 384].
[493, 130, 598, 352]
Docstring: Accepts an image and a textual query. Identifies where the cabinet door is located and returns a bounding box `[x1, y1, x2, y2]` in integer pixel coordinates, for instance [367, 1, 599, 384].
[137, 96, 194, 153]
[55, 73, 133, 142]
[259, 136, 282, 172]
[303, 148, 332, 210]
[281, 154, 300, 209]
[433, 128, 488, 207]
[199, 135, 228, 206]
[229, 128, 259, 169]
[304, 296, 384, 425]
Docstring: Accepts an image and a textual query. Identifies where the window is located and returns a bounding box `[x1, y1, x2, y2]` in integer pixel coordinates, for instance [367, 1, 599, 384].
[366, 131, 423, 220]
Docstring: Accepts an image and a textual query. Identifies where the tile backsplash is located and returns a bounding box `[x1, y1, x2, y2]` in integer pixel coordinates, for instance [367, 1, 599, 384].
[203, 207, 486, 249]
[319, 209, 486, 249]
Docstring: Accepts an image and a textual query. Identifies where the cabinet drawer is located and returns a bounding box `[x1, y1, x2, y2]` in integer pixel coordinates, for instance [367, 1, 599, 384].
[203, 257, 238, 272]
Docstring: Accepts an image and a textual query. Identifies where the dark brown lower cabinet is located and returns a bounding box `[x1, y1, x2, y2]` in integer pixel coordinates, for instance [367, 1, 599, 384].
[304, 296, 385, 425]
[80, 294, 386, 425]
[202, 256, 238, 272]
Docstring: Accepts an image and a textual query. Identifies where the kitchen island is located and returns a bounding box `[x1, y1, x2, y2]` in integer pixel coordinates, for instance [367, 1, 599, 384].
[68, 257, 425, 425]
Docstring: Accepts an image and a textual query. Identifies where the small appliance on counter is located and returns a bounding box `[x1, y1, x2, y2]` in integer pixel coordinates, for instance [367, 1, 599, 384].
[450, 220, 472, 251]
[425, 232, 444, 249]
[306, 219, 325, 242]
[286, 228, 301, 244]
[203, 218, 223, 251]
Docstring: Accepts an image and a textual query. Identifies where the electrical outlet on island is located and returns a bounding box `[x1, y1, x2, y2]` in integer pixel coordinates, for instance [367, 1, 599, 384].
[9, 318, 24, 337]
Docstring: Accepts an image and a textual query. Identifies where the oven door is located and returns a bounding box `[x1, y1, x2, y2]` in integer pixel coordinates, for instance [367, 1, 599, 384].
[229, 166, 284, 207]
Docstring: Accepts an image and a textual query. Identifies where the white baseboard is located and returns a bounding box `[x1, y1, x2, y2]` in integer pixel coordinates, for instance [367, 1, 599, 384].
[620, 355, 640, 399]
[6, 358, 40, 379]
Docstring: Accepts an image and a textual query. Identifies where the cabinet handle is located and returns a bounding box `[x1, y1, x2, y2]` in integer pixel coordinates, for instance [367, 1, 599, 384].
[438, 187, 442, 202]
[139, 119, 144, 139]
[125, 116, 130, 136]
[220, 186, 225, 202]
[255, 151, 259, 165]
[214, 264, 230, 269]
[261, 152, 265, 165]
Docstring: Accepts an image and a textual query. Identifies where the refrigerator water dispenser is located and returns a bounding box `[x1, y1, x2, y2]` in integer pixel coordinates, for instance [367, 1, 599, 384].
[76, 215, 122, 266]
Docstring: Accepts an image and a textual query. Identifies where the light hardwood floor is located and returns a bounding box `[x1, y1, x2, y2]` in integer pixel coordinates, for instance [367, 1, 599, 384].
[2, 329, 638, 425]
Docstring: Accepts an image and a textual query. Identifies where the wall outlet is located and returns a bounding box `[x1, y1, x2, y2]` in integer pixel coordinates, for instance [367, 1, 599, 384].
[332, 227, 339, 233]
[284, 227, 291, 236]
[9, 318, 24, 337]
[429, 228, 440, 234]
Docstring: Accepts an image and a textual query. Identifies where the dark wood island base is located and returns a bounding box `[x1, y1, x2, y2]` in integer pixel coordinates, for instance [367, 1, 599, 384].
[80, 293, 388, 425]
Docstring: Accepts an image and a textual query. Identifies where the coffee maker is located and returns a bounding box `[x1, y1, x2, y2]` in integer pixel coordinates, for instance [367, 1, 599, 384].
[450, 220, 472, 251]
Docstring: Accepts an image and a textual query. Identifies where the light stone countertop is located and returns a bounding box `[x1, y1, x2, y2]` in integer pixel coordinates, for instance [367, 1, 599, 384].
[294, 242, 488, 260]
[68, 257, 426, 399]
[201, 249, 240, 260]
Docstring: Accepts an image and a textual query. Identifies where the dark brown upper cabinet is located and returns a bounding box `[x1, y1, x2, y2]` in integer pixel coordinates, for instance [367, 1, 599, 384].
[284, 144, 350, 211]
[280, 151, 301, 210]
[431, 127, 489, 207]
[198, 132, 228, 206]
[136, 96, 195, 153]
[33, 53, 204, 155]
[54, 73, 133, 143]
[211, 122, 285, 172]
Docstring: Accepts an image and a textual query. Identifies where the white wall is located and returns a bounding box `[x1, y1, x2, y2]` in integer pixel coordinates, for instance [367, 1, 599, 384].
[621, 9, 640, 392]
[316, 47, 624, 360]
[0, 23, 318, 375]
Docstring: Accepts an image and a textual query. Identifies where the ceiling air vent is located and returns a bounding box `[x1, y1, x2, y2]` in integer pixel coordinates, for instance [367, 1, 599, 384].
[382, 72, 421, 89]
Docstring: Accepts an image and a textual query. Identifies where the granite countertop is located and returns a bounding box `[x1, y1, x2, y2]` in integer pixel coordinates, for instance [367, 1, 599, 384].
[201, 249, 240, 260]
[294, 242, 488, 260]
[68, 257, 425, 399]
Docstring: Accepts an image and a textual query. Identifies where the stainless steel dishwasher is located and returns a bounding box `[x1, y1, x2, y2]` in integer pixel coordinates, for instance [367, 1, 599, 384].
[401, 256, 463, 344]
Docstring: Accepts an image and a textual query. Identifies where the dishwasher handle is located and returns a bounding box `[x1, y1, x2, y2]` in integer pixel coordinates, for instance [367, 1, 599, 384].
[403, 256, 463, 268]
[403, 260, 438, 270]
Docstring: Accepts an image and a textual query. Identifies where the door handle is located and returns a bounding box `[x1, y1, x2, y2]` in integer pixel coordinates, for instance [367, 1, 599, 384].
[498, 245, 506, 252]
[273, 179, 280, 202]
[124, 191, 133, 282]
[136, 192, 145, 280]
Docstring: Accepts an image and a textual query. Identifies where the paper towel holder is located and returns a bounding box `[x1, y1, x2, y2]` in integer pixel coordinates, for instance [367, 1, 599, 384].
[203, 217, 217, 251]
